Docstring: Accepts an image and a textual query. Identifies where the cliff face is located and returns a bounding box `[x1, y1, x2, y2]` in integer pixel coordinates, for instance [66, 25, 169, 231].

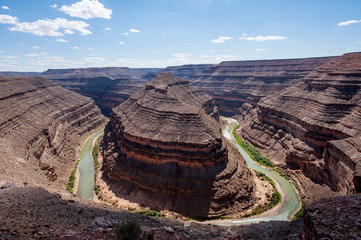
[0, 75, 106, 188]
[102, 73, 255, 218]
[240, 52, 361, 194]
[190, 57, 336, 116]
[42, 67, 160, 116]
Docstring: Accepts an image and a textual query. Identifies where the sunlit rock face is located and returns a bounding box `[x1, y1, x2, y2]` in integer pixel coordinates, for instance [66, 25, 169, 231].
[240, 52, 361, 194]
[190, 57, 335, 117]
[102, 73, 255, 218]
[0, 75, 106, 188]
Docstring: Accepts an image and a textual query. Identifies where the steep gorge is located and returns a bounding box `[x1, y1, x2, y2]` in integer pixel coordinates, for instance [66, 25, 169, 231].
[0, 75, 106, 189]
[239, 52, 361, 194]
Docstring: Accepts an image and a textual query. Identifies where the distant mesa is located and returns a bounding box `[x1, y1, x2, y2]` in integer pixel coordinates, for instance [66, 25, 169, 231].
[101, 73, 255, 218]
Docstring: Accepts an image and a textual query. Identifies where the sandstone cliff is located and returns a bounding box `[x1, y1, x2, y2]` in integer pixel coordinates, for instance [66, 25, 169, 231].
[42, 67, 160, 116]
[191, 57, 335, 116]
[240, 52, 361, 194]
[102, 73, 255, 218]
[0, 75, 106, 189]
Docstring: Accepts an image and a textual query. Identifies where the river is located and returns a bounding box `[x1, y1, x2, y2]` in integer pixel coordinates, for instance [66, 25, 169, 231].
[215, 117, 300, 226]
[77, 129, 104, 200]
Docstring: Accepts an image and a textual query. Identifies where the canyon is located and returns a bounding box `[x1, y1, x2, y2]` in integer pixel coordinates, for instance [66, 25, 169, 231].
[239, 52, 361, 197]
[101, 73, 255, 218]
[0, 75, 106, 190]
[1, 52, 361, 238]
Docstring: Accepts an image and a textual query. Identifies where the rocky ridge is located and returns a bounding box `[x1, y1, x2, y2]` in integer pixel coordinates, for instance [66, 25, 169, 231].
[101, 73, 255, 218]
[42, 67, 160, 116]
[302, 193, 361, 239]
[239, 52, 361, 194]
[0, 75, 106, 189]
[190, 57, 336, 116]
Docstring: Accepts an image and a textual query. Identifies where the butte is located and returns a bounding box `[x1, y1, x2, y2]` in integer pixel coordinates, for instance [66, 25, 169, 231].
[101, 73, 255, 218]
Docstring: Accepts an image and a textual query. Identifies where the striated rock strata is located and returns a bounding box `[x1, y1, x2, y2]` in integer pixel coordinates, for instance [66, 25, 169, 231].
[191, 57, 335, 116]
[102, 73, 255, 218]
[0, 75, 106, 188]
[42, 67, 160, 116]
[240, 52, 361, 194]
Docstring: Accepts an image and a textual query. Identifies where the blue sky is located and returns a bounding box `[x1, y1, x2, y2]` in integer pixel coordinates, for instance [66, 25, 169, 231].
[0, 0, 360, 71]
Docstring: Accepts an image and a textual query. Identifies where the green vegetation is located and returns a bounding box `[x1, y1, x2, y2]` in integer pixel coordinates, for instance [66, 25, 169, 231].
[293, 200, 306, 220]
[135, 209, 165, 218]
[92, 134, 103, 200]
[66, 160, 79, 193]
[114, 220, 154, 240]
[241, 170, 282, 218]
[114, 220, 142, 240]
[232, 124, 274, 169]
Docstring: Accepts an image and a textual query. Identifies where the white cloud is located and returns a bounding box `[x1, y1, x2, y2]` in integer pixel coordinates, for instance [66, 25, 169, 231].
[0, 15, 17, 24]
[255, 48, 267, 51]
[87, 48, 93, 50]
[2, 55, 18, 59]
[0, 50, 4, 53]
[32, 46, 40, 49]
[64, 29, 74, 34]
[73, 46, 79, 49]
[211, 36, 232, 43]
[50, 4, 58, 9]
[84, 57, 107, 63]
[129, 28, 140, 33]
[56, 38, 68, 42]
[24, 53, 39, 57]
[240, 35, 287, 42]
[9, 18, 91, 36]
[2, 6, 10, 10]
[338, 20, 361, 26]
[105, 27, 111, 31]
[119, 41, 124, 44]
[172, 53, 192, 58]
[60, 0, 112, 19]
[122, 32, 129, 36]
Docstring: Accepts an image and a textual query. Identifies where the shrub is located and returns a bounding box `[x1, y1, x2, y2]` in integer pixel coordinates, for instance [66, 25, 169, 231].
[114, 220, 142, 240]
[135, 209, 165, 218]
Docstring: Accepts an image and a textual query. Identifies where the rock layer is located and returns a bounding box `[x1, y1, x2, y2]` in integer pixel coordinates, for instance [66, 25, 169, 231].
[102, 73, 255, 218]
[0, 75, 106, 188]
[240, 52, 361, 194]
[42, 67, 160, 116]
[191, 57, 335, 116]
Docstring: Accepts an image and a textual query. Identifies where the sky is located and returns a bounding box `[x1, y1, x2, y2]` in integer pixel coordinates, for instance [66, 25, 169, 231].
[0, 0, 360, 72]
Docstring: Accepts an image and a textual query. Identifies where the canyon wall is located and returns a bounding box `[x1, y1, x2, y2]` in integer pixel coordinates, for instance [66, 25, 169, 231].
[190, 57, 336, 116]
[42, 67, 159, 116]
[0, 75, 106, 189]
[101, 73, 255, 218]
[240, 52, 361, 194]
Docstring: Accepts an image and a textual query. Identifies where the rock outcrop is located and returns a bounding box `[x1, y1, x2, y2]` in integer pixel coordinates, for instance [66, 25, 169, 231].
[42, 67, 160, 116]
[102, 73, 255, 218]
[240, 52, 361, 194]
[302, 194, 361, 239]
[0, 75, 106, 189]
[191, 57, 335, 116]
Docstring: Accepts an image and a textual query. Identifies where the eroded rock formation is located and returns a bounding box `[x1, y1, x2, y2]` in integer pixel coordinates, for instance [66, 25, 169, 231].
[102, 73, 255, 218]
[240, 52, 361, 194]
[0, 75, 106, 188]
[191, 57, 335, 116]
[42, 67, 160, 116]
